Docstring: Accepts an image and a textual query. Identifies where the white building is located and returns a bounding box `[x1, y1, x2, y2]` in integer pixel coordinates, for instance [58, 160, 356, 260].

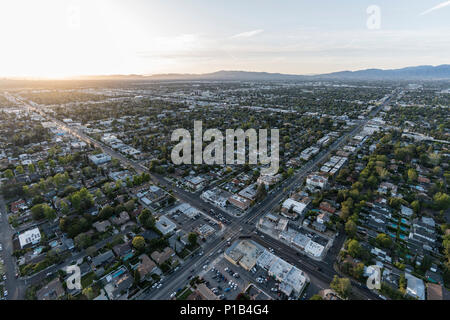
[282, 199, 308, 216]
[405, 273, 425, 300]
[201, 188, 228, 207]
[300, 146, 320, 161]
[306, 174, 328, 190]
[89, 153, 112, 165]
[18, 228, 41, 248]
[155, 216, 177, 235]
[185, 176, 206, 191]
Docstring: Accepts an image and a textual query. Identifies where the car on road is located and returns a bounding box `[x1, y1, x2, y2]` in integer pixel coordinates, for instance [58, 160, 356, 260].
[3, 290, 7, 297]
[169, 292, 176, 298]
[0, 244, 2, 251]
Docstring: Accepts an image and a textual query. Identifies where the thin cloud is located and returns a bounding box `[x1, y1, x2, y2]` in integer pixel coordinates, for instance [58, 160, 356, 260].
[230, 29, 264, 39]
[420, 0, 450, 15]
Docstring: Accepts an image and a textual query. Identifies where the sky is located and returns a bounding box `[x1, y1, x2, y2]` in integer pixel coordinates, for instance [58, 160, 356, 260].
[0, 0, 449, 78]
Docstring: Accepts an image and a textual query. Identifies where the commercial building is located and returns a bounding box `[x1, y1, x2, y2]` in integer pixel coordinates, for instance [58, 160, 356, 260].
[257, 174, 282, 187]
[228, 194, 251, 211]
[155, 215, 177, 235]
[281, 198, 308, 218]
[405, 273, 425, 300]
[225, 240, 309, 298]
[306, 173, 328, 191]
[88, 153, 112, 165]
[300, 146, 320, 161]
[185, 176, 206, 191]
[201, 188, 228, 207]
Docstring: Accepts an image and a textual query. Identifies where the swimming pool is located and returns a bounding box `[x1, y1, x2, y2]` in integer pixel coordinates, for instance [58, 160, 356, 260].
[123, 252, 133, 261]
[112, 269, 125, 278]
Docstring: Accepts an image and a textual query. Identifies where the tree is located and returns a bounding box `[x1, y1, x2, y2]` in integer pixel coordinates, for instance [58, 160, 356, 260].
[330, 276, 352, 299]
[188, 232, 198, 247]
[4, 169, 14, 179]
[376, 233, 392, 249]
[134, 269, 141, 284]
[433, 192, 450, 210]
[37, 160, 45, 171]
[411, 200, 420, 214]
[367, 175, 378, 189]
[407, 168, 418, 182]
[28, 163, 36, 173]
[309, 294, 323, 300]
[399, 274, 406, 294]
[138, 209, 155, 229]
[345, 220, 357, 238]
[132, 236, 146, 251]
[82, 287, 96, 300]
[236, 293, 250, 300]
[255, 183, 267, 202]
[353, 263, 365, 280]
[347, 239, 361, 258]
[287, 168, 294, 177]
[74, 233, 92, 249]
[99, 205, 114, 220]
[31, 203, 55, 221]
[124, 199, 135, 212]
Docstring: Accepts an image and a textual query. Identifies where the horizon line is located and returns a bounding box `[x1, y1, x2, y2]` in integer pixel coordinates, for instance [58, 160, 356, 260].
[0, 63, 448, 81]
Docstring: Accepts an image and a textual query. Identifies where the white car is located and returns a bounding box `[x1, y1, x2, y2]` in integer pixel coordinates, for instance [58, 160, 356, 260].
[156, 283, 162, 289]
[169, 292, 176, 298]
[3, 290, 7, 297]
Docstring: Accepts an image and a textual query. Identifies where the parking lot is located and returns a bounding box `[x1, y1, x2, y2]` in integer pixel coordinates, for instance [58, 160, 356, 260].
[201, 258, 248, 300]
[166, 205, 222, 237]
[202, 258, 288, 300]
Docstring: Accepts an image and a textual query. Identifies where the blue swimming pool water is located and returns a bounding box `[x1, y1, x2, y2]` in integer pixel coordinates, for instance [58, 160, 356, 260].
[112, 269, 125, 278]
[123, 252, 133, 261]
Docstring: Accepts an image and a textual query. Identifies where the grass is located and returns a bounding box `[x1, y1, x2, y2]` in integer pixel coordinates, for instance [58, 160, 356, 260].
[81, 271, 97, 288]
[176, 287, 193, 300]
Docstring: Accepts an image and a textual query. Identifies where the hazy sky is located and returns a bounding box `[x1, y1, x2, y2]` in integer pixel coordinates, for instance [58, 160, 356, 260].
[0, 0, 449, 78]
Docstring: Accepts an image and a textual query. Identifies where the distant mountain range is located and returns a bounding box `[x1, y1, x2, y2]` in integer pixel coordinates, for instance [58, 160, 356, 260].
[43, 64, 450, 81]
